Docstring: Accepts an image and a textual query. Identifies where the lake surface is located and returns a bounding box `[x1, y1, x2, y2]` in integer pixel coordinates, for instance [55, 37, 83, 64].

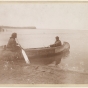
[0, 29, 88, 84]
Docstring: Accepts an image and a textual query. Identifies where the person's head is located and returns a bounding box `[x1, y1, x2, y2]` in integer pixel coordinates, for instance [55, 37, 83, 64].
[11, 33, 17, 38]
[55, 36, 59, 41]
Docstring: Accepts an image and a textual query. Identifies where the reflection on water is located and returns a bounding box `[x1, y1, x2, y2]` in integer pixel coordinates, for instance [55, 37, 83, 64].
[29, 50, 70, 66]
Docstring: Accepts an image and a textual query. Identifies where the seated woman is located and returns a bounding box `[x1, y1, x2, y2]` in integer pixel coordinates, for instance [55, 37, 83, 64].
[6, 33, 22, 59]
[6, 33, 20, 52]
[50, 36, 62, 47]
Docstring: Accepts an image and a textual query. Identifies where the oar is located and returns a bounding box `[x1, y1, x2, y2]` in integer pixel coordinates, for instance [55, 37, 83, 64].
[16, 39, 30, 64]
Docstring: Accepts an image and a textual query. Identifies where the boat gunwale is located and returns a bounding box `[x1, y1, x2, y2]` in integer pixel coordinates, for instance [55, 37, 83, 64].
[25, 44, 64, 51]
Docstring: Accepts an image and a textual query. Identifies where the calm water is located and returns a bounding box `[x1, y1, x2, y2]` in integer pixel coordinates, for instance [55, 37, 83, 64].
[0, 29, 88, 74]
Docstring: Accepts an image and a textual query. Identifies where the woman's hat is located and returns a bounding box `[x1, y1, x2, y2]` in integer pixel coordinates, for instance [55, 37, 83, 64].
[56, 36, 59, 38]
[11, 33, 17, 38]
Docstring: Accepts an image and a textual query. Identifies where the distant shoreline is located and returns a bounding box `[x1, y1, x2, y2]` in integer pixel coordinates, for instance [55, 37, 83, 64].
[0, 26, 36, 29]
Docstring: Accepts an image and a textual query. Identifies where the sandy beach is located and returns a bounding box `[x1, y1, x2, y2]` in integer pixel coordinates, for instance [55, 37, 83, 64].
[0, 61, 88, 84]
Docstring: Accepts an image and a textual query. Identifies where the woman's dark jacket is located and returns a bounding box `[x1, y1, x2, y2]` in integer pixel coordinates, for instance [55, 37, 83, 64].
[7, 37, 18, 51]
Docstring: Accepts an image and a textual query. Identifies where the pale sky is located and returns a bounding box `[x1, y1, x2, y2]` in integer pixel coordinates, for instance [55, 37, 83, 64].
[0, 2, 88, 30]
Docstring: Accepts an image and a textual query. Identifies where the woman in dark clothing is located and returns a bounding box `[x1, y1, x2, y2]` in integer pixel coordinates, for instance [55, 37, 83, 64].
[7, 33, 20, 52]
[6, 33, 22, 59]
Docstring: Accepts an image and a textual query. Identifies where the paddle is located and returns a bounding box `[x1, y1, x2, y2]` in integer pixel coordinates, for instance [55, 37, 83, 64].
[16, 39, 30, 64]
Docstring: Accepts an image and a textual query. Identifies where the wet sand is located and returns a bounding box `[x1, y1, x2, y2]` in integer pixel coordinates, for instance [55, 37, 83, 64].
[0, 53, 88, 84]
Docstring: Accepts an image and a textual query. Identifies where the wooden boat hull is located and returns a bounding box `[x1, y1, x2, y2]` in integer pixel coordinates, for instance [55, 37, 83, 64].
[25, 42, 70, 58]
[0, 42, 70, 62]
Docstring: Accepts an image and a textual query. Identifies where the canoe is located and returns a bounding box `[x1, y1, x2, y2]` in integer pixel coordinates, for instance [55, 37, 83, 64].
[0, 42, 70, 60]
[25, 42, 70, 58]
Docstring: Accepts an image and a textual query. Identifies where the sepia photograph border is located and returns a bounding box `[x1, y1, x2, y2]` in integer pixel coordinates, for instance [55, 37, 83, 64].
[0, 0, 88, 87]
